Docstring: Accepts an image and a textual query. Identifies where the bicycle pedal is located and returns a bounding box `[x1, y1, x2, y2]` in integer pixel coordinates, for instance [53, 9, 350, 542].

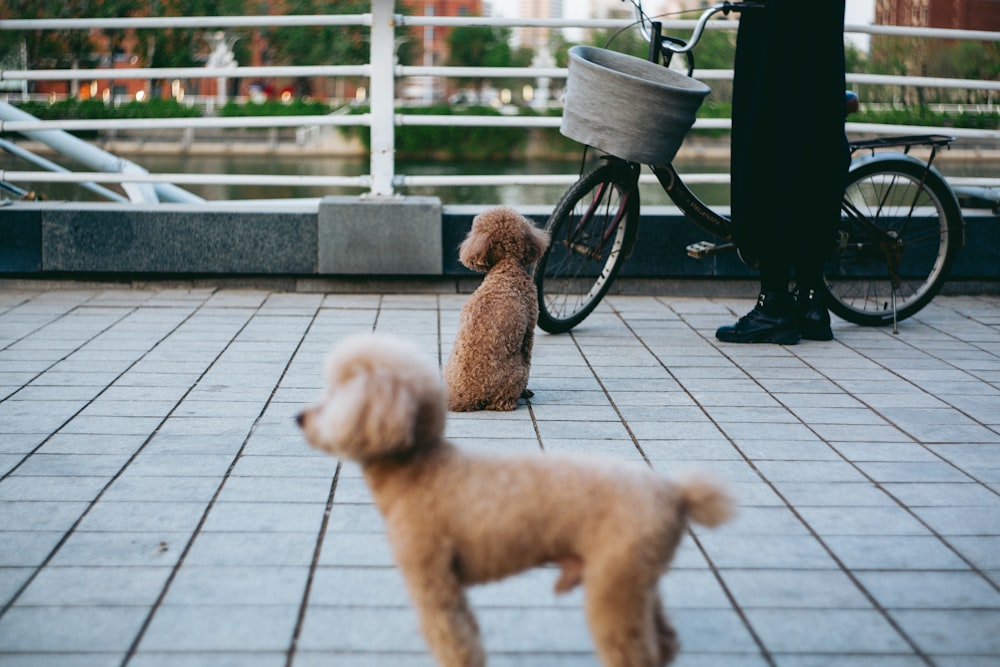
[686, 241, 735, 259]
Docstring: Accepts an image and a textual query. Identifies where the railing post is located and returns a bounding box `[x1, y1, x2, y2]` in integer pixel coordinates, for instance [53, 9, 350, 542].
[369, 0, 396, 198]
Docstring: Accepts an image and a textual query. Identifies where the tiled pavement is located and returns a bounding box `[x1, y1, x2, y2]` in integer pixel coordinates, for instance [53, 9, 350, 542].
[1, 286, 999, 667]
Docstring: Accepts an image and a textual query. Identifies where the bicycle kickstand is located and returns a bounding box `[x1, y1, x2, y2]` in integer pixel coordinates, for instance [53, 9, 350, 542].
[891, 287, 899, 335]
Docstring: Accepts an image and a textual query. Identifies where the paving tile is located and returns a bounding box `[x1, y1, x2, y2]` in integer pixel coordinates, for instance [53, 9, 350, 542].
[163, 565, 309, 606]
[769, 482, 897, 507]
[0, 605, 149, 652]
[308, 566, 409, 607]
[122, 453, 237, 477]
[641, 439, 744, 461]
[721, 569, 873, 609]
[0, 475, 107, 502]
[0, 653, 132, 666]
[0, 531, 66, 566]
[12, 453, 132, 477]
[795, 506, 933, 537]
[130, 653, 287, 667]
[910, 506, 1000, 536]
[744, 608, 912, 654]
[215, 475, 334, 504]
[946, 536, 1000, 569]
[754, 461, 871, 484]
[890, 610, 1000, 655]
[854, 571, 1000, 609]
[75, 500, 208, 534]
[882, 482, 1000, 507]
[0, 500, 90, 532]
[0, 432, 47, 454]
[316, 531, 395, 567]
[0, 566, 34, 607]
[628, 420, 726, 441]
[49, 532, 188, 567]
[16, 566, 172, 607]
[138, 604, 299, 652]
[296, 606, 424, 652]
[697, 534, 838, 570]
[201, 501, 327, 533]
[228, 454, 339, 477]
[102, 474, 222, 502]
[823, 535, 971, 570]
[830, 442, 939, 463]
[35, 433, 148, 455]
[182, 532, 317, 567]
[772, 657, 925, 667]
[734, 440, 842, 461]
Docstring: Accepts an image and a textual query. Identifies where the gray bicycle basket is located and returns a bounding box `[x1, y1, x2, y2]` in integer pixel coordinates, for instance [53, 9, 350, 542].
[561, 45, 711, 166]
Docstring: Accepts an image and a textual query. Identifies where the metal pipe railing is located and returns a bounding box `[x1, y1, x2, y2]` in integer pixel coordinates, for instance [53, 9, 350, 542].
[1, 4, 998, 202]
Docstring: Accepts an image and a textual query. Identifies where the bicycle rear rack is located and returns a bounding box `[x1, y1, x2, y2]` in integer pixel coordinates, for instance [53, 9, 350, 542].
[849, 134, 955, 154]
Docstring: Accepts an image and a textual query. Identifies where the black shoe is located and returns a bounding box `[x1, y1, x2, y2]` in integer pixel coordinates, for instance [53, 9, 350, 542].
[795, 288, 834, 341]
[716, 292, 801, 345]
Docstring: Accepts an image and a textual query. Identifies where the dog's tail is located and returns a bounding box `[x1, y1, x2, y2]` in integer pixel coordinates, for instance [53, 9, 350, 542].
[675, 473, 734, 528]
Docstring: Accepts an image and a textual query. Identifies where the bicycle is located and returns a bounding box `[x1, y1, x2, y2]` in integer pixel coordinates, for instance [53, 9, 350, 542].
[534, 0, 965, 335]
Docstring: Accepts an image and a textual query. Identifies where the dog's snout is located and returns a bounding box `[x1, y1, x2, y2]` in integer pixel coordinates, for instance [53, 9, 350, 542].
[295, 410, 306, 428]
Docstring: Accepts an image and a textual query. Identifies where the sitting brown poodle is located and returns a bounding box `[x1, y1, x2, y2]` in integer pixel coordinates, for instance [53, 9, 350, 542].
[298, 333, 734, 667]
[445, 206, 550, 411]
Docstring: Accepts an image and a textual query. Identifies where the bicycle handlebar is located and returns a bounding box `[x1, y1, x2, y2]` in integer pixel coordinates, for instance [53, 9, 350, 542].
[629, 0, 763, 55]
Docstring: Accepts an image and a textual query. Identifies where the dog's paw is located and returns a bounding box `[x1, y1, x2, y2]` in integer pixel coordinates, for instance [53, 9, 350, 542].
[486, 399, 518, 411]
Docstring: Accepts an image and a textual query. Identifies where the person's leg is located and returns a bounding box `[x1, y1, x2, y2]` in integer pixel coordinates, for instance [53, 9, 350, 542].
[717, 6, 800, 344]
[792, 256, 834, 341]
[716, 256, 800, 344]
[720, 0, 848, 344]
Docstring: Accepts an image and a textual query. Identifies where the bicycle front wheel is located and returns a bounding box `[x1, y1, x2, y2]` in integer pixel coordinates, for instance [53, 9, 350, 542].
[823, 154, 963, 327]
[535, 159, 640, 333]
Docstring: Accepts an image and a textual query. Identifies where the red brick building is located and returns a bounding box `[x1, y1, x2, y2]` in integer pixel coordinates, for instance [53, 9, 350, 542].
[875, 0, 1000, 30]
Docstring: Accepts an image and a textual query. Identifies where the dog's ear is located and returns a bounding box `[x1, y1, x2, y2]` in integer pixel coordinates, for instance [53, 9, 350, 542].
[522, 220, 551, 264]
[304, 334, 447, 461]
[458, 222, 493, 272]
[313, 365, 420, 460]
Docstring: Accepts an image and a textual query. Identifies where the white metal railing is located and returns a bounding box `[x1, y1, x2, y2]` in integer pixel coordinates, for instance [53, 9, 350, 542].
[1, 0, 999, 204]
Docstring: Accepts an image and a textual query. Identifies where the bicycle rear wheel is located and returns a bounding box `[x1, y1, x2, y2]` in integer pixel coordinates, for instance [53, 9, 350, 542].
[535, 159, 640, 333]
[823, 154, 963, 327]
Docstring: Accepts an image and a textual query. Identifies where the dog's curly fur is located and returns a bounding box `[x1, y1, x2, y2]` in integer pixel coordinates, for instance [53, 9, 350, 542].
[298, 333, 734, 667]
[445, 206, 550, 411]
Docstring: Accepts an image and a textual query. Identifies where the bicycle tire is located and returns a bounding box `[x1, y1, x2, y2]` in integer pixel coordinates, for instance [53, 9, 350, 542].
[534, 159, 640, 334]
[822, 154, 963, 327]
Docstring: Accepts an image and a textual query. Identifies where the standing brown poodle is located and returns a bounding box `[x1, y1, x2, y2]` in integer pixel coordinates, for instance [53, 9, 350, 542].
[298, 333, 734, 667]
[445, 206, 550, 411]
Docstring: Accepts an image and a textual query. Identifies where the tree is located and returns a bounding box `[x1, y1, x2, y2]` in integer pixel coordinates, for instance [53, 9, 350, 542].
[446, 25, 519, 100]
[264, 0, 376, 99]
[2, 0, 141, 95]
[930, 40, 1000, 105]
[134, 0, 250, 100]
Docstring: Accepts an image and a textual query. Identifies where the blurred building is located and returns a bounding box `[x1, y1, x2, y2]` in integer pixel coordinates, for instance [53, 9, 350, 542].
[876, 0, 1000, 30]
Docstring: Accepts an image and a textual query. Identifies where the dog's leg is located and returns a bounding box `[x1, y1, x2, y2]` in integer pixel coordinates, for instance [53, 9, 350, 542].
[398, 558, 486, 667]
[584, 569, 662, 667]
[653, 591, 680, 665]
